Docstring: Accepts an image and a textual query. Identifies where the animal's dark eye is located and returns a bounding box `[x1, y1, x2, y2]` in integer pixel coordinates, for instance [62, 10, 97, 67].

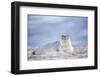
[32, 51, 35, 55]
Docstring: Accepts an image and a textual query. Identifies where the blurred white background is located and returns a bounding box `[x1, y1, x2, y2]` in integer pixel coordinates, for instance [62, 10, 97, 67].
[0, 0, 99, 76]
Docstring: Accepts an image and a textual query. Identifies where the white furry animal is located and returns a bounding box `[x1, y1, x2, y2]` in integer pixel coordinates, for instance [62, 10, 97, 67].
[58, 35, 74, 53]
[37, 35, 74, 56]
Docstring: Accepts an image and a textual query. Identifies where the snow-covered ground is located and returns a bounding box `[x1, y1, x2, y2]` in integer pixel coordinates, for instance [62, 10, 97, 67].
[28, 35, 88, 61]
[28, 46, 88, 61]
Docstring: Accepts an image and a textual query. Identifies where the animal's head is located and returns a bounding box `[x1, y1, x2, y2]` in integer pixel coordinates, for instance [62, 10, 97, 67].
[61, 35, 69, 40]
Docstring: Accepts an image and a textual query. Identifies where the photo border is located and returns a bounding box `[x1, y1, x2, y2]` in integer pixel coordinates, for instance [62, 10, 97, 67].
[11, 1, 98, 74]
